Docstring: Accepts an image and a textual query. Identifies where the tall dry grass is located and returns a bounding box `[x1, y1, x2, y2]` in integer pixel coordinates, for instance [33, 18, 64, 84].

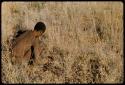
[2, 2, 123, 83]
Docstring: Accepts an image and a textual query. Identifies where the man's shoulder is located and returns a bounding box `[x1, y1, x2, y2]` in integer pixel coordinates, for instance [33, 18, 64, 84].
[11, 30, 31, 45]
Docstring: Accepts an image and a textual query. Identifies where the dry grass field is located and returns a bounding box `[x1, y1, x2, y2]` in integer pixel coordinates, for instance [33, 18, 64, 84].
[1, 2, 123, 84]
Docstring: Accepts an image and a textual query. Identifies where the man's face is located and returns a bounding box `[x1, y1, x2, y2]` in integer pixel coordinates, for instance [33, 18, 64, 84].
[38, 31, 43, 36]
[34, 31, 43, 37]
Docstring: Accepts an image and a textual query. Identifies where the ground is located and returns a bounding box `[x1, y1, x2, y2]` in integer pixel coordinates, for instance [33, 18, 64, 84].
[1, 2, 123, 84]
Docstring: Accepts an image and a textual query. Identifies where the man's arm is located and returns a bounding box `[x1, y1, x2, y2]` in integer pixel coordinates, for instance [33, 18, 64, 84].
[33, 38, 43, 65]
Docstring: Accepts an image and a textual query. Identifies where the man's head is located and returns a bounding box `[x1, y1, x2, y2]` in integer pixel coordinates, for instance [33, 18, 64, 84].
[34, 22, 46, 37]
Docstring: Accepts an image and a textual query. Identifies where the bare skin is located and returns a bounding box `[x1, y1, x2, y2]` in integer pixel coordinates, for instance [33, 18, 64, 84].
[10, 30, 44, 65]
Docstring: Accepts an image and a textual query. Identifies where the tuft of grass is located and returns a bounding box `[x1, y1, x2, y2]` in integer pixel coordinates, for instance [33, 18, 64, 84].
[28, 2, 45, 11]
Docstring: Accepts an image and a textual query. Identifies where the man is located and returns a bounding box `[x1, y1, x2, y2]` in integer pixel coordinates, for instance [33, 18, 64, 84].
[10, 22, 46, 65]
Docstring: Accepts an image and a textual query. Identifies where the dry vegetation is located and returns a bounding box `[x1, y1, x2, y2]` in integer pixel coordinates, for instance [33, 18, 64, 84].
[1, 2, 123, 84]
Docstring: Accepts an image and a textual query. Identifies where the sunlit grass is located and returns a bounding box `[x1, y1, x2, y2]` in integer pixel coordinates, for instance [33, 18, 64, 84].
[2, 2, 123, 84]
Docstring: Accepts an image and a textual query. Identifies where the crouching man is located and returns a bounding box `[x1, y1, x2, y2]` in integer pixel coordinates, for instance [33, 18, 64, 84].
[9, 22, 46, 66]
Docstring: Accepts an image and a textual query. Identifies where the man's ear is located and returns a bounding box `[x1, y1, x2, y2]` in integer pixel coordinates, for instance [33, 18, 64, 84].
[34, 22, 46, 33]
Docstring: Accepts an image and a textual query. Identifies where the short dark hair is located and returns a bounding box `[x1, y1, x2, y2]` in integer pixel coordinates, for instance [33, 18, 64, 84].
[34, 22, 46, 33]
